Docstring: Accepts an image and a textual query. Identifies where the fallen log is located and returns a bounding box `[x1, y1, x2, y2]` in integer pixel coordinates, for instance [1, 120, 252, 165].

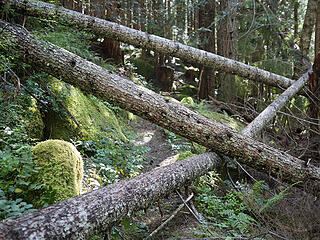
[2, 0, 295, 90]
[242, 69, 312, 137]
[1, 20, 319, 196]
[0, 153, 222, 239]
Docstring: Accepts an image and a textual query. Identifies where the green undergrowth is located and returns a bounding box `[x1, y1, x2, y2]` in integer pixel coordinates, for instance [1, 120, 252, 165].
[191, 172, 293, 238]
[75, 137, 149, 190]
[181, 97, 245, 131]
[35, 24, 116, 71]
[0, 97, 42, 220]
[162, 97, 245, 161]
[0, 22, 149, 220]
[193, 173, 257, 237]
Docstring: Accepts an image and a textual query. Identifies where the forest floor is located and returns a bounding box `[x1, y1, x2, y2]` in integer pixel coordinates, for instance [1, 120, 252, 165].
[130, 117, 200, 240]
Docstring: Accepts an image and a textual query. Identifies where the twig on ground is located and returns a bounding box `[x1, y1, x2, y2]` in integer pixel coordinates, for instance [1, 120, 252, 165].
[176, 190, 201, 222]
[144, 193, 194, 240]
[176, 190, 215, 237]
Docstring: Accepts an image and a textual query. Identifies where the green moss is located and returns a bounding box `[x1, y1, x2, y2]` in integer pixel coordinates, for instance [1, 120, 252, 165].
[25, 97, 44, 139]
[201, 111, 244, 131]
[177, 85, 198, 97]
[180, 96, 195, 106]
[31, 140, 83, 207]
[45, 78, 127, 141]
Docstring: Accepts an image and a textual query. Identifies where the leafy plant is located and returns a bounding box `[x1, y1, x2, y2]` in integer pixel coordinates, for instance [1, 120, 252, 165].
[0, 190, 35, 220]
[75, 137, 148, 190]
[0, 99, 44, 220]
[194, 173, 256, 236]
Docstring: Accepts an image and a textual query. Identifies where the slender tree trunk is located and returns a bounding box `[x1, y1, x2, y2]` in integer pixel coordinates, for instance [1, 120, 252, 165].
[1, 20, 319, 197]
[198, 0, 215, 100]
[315, 1, 320, 58]
[300, 0, 317, 57]
[294, 0, 317, 79]
[293, 1, 299, 40]
[140, 0, 147, 59]
[217, 0, 238, 102]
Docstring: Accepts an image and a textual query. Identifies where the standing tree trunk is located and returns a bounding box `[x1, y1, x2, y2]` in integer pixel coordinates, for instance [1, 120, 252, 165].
[139, 0, 147, 59]
[308, 54, 320, 161]
[294, 0, 317, 79]
[198, 0, 216, 100]
[216, 0, 238, 102]
[300, 0, 318, 57]
[101, 0, 123, 64]
[315, 0, 320, 58]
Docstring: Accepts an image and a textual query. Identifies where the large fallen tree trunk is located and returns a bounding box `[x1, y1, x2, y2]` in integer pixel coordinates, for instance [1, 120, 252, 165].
[0, 153, 222, 239]
[2, 0, 296, 90]
[1, 21, 319, 196]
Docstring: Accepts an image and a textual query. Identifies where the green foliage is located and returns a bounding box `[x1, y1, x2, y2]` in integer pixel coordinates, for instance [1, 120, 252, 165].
[36, 25, 95, 60]
[0, 99, 42, 220]
[194, 173, 257, 237]
[128, 57, 155, 80]
[177, 85, 198, 97]
[35, 24, 114, 70]
[238, 180, 299, 214]
[0, 192, 35, 220]
[76, 138, 148, 190]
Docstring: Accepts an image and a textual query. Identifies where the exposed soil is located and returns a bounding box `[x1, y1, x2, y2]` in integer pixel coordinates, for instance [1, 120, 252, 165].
[130, 117, 200, 239]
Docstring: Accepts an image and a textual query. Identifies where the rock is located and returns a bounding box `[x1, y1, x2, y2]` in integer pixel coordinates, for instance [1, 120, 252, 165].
[30, 139, 83, 207]
[44, 78, 127, 141]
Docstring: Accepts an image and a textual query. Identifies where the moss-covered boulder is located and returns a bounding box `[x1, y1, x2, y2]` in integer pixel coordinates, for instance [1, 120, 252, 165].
[30, 140, 83, 207]
[44, 78, 126, 141]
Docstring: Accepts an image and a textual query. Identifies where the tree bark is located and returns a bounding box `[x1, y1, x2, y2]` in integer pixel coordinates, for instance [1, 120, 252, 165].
[1, 20, 319, 197]
[299, 0, 317, 57]
[294, 0, 317, 79]
[315, 0, 320, 58]
[242, 69, 312, 138]
[2, 0, 296, 90]
[0, 153, 222, 240]
[198, 0, 216, 100]
[216, 0, 238, 102]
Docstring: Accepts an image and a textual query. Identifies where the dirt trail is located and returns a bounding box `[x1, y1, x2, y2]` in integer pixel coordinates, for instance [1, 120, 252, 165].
[131, 118, 179, 172]
[131, 118, 200, 239]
